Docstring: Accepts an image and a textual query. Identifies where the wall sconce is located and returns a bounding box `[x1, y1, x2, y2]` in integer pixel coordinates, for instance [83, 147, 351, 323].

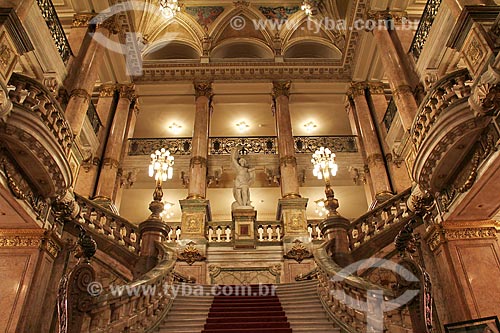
[236, 121, 249, 132]
[304, 121, 317, 132]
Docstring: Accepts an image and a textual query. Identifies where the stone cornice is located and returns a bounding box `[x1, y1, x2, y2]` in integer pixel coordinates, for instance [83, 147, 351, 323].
[425, 221, 498, 252]
[135, 62, 350, 82]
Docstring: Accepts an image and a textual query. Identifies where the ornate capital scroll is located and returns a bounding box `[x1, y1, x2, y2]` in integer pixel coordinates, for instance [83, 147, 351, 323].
[367, 82, 385, 95]
[347, 82, 367, 99]
[99, 84, 117, 98]
[72, 13, 96, 28]
[367, 10, 408, 24]
[272, 81, 291, 98]
[194, 81, 213, 99]
[118, 84, 136, 102]
[70, 88, 90, 101]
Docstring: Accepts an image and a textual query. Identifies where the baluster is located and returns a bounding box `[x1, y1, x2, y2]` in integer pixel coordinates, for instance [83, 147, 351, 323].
[224, 226, 231, 242]
[175, 227, 181, 241]
[118, 225, 126, 245]
[316, 225, 322, 240]
[216, 226, 222, 242]
[266, 225, 272, 241]
[276, 225, 281, 241]
[167, 229, 174, 242]
[257, 225, 264, 242]
[207, 227, 213, 242]
[307, 224, 313, 241]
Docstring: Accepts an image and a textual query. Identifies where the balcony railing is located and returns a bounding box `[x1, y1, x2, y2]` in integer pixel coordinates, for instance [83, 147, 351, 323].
[383, 98, 398, 131]
[86, 102, 102, 134]
[36, 0, 72, 64]
[129, 136, 358, 156]
[409, 0, 443, 60]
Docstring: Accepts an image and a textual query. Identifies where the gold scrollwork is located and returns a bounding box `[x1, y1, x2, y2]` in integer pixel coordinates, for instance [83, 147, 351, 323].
[177, 242, 206, 265]
[194, 81, 213, 99]
[283, 240, 313, 263]
[272, 81, 291, 98]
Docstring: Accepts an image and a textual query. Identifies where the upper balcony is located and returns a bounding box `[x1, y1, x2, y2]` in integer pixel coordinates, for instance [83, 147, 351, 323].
[1, 73, 74, 199]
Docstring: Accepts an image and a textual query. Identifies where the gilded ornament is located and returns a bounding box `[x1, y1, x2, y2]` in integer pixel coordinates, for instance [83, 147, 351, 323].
[72, 13, 95, 28]
[347, 82, 366, 98]
[177, 242, 206, 265]
[99, 84, 117, 98]
[0, 44, 12, 68]
[283, 240, 313, 263]
[194, 81, 213, 99]
[272, 81, 291, 98]
[118, 84, 136, 101]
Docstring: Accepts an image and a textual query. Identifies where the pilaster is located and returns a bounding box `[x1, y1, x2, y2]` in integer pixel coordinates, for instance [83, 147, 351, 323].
[424, 220, 500, 322]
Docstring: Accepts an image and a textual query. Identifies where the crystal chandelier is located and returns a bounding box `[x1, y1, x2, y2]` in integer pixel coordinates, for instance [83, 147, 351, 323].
[159, 0, 180, 20]
[301, 0, 318, 16]
[149, 148, 174, 182]
[311, 147, 338, 183]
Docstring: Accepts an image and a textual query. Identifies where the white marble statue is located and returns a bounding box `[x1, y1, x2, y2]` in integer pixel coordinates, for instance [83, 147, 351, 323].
[231, 144, 255, 210]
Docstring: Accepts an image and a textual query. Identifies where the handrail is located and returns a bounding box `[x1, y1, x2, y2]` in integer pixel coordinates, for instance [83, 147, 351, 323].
[409, 0, 443, 60]
[8, 73, 74, 155]
[128, 135, 359, 155]
[35, 0, 72, 63]
[74, 194, 140, 254]
[87, 242, 176, 332]
[314, 243, 407, 332]
[348, 187, 412, 251]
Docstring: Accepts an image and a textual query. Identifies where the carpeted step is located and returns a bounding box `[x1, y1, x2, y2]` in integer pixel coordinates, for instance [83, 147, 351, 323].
[207, 310, 286, 318]
[202, 329, 292, 333]
[204, 322, 290, 330]
[206, 316, 288, 324]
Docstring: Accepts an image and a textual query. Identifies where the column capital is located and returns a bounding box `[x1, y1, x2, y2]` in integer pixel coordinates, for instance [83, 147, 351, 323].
[99, 84, 117, 98]
[72, 13, 96, 28]
[347, 82, 367, 99]
[272, 81, 291, 98]
[367, 82, 385, 95]
[131, 99, 140, 115]
[98, 16, 121, 34]
[366, 10, 408, 24]
[118, 84, 136, 102]
[194, 81, 213, 99]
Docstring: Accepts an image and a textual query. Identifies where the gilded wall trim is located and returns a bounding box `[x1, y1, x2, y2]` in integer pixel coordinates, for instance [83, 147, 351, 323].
[426, 222, 497, 252]
[0, 229, 61, 257]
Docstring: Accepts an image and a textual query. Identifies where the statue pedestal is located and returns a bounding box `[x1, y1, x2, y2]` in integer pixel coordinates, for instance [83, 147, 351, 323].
[231, 208, 257, 249]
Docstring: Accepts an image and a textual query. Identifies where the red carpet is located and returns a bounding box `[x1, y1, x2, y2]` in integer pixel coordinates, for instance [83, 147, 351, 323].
[202, 285, 292, 333]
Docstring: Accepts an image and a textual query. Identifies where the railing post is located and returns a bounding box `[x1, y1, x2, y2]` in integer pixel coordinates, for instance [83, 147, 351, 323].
[138, 199, 170, 274]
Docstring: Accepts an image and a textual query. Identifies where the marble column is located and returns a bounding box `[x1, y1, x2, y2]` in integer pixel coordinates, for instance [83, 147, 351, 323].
[114, 100, 140, 210]
[348, 82, 393, 202]
[366, 82, 412, 193]
[370, 12, 419, 131]
[74, 84, 117, 197]
[272, 81, 300, 199]
[272, 82, 311, 281]
[93, 84, 136, 211]
[187, 81, 212, 200]
[64, 18, 118, 138]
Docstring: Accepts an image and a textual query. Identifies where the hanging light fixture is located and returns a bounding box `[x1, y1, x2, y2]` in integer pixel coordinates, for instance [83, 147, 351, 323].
[311, 147, 338, 182]
[159, 0, 181, 20]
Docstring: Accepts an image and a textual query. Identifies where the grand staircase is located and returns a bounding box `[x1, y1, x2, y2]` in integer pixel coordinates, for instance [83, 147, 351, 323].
[157, 280, 339, 333]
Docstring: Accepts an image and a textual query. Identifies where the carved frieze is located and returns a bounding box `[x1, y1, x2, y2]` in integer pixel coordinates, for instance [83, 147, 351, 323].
[0, 229, 61, 257]
[426, 223, 497, 252]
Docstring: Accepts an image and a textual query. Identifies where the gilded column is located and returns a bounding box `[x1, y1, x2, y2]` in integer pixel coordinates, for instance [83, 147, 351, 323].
[74, 84, 117, 197]
[366, 82, 412, 193]
[348, 82, 392, 202]
[370, 11, 419, 131]
[65, 17, 118, 138]
[93, 84, 136, 211]
[272, 81, 300, 199]
[187, 81, 213, 199]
